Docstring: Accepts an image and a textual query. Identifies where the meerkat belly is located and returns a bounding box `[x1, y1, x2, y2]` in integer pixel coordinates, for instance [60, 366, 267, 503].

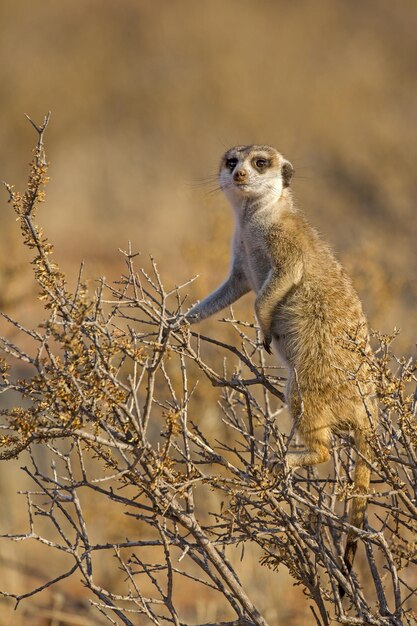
[270, 294, 299, 367]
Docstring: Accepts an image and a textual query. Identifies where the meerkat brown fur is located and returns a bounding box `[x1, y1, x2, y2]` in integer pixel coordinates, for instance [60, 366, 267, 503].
[180, 144, 376, 581]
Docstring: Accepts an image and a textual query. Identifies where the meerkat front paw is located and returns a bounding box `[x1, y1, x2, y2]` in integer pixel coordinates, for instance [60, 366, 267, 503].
[267, 453, 286, 475]
[162, 315, 187, 339]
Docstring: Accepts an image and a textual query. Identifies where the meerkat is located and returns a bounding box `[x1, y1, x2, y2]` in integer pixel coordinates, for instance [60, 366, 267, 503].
[172, 144, 376, 584]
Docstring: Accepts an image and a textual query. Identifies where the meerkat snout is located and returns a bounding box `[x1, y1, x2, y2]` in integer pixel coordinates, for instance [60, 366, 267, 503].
[233, 168, 248, 183]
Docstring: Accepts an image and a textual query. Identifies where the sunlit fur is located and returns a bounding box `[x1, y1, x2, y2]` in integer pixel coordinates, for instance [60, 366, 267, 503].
[185, 144, 377, 584]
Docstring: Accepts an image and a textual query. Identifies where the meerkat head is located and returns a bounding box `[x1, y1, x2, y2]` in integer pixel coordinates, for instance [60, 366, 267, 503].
[218, 145, 294, 207]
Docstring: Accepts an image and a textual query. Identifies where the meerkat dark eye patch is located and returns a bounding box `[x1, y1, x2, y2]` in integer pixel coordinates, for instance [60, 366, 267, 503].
[281, 161, 294, 187]
[225, 158, 238, 170]
[254, 158, 270, 170]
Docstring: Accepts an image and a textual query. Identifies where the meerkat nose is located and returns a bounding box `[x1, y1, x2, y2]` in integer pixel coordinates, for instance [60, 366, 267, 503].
[233, 169, 247, 182]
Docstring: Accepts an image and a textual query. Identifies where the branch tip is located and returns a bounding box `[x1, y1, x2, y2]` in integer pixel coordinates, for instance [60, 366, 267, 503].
[24, 111, 51, 136]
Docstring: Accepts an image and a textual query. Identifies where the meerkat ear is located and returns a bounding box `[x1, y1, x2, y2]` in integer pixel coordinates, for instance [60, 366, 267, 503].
[281, 160, 294, 188]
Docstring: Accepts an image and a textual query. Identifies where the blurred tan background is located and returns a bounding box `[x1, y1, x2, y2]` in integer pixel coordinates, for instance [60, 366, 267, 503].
[0, 1, 416, 624]
[0, 0, 416, 348]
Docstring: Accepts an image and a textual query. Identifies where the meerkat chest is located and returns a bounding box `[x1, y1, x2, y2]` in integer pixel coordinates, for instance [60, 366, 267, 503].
[240, 222, 272, 292]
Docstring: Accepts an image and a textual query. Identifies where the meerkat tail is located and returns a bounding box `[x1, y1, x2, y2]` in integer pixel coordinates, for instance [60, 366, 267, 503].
[340, 430, 371, 597]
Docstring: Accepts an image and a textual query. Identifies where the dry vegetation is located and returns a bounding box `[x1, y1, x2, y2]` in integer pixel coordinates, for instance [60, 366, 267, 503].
[0, 114, 416, 625]
[0, 2, 417, 625]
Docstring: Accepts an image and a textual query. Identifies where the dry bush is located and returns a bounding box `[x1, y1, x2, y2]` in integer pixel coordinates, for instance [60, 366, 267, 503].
[0, 119, 416, 626]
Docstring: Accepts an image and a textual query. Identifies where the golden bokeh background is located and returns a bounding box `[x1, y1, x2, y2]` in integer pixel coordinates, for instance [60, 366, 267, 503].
[0, 1, 416, 624]
[1, 0, 417, 346]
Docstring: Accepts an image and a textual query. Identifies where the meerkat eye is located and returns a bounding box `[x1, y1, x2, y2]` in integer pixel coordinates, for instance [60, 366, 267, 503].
[225, 157, 238, 170]
[255, 158, 268, 169]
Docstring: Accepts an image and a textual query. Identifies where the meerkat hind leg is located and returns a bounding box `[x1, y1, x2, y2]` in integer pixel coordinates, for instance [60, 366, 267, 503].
[285, 440, 331, 469]
[284, 397, 333, 469]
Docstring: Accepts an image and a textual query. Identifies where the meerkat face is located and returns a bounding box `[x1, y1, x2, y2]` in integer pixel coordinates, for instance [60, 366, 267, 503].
[218, 145, 294, 205]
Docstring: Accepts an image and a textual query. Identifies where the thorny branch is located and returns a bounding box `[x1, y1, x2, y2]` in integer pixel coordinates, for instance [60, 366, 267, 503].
[0, 116, 416, 625]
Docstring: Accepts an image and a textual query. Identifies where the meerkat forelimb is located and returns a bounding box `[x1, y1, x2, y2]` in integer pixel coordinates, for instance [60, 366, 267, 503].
[184, 236, 250, 324]
[179, 144, 376, 584]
